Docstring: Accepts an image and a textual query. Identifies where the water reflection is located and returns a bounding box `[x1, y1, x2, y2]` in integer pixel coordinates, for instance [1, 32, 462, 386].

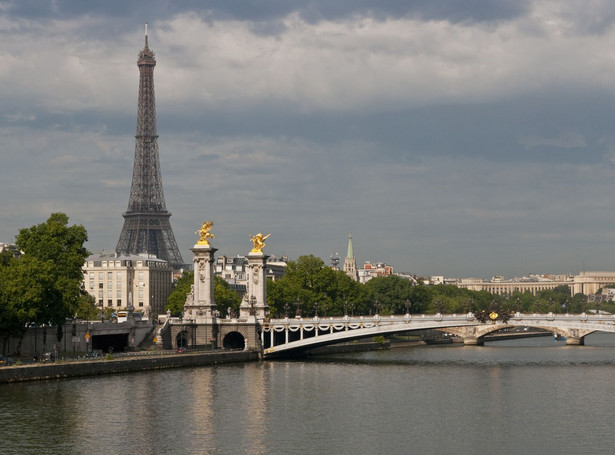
[4, 334, 615, 455]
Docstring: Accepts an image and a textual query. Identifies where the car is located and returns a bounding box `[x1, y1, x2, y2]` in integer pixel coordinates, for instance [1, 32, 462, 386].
[0, 355, 15, 366]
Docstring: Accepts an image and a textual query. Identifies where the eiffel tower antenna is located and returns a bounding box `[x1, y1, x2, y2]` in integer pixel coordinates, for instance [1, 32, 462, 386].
[116, 24, 185, 269]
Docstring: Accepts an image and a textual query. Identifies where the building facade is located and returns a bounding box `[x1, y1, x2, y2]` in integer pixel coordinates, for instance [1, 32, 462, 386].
[358, 261, 394, 283]
[452, 272, 615, 297]
[82, 252, 173, 319]
[214, 255, 287, 298]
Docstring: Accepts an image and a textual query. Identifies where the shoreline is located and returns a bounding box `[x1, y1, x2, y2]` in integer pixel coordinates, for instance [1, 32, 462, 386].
[0, 350, 258, 384]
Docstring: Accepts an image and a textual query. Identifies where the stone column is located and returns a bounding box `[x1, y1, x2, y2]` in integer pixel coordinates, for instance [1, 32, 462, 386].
[240, 252, 269, 321]
[184, 244, 218, 323]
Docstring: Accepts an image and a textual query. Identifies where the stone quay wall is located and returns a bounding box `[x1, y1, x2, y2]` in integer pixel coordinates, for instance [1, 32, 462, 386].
[0, 350, 258, 384]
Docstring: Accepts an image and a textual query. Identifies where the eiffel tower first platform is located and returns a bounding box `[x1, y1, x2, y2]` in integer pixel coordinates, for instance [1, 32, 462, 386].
[116, 24, 185, 269]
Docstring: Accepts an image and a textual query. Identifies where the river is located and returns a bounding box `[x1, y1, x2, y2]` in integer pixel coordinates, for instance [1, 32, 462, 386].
[3, 333, 615, 455]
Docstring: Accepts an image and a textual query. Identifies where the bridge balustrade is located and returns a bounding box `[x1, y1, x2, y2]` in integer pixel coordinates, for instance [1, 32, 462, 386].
[261, 312, 615, 357]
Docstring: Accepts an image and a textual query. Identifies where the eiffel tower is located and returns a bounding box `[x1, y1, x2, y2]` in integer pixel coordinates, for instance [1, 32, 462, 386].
[116, 23, 184, 269]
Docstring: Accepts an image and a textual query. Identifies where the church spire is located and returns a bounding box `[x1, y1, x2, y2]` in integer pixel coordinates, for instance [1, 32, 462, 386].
[343, 233, 358, 282]
[347, 233, 355, 259]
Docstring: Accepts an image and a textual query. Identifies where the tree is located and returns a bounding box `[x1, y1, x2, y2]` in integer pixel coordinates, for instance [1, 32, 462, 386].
[214, 276, 241, 317]
[15, 213, 89, 341]
[0, 255, 55, 353]
[74, 293, 99, 320]
[364, 275, 414, 314]
[166, 271, 193, 316]
[166, 272, 242, 317]
[267, 255, 368, 317]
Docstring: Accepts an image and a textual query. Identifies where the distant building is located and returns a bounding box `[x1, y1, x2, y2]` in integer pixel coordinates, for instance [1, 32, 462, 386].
[358, 261, 394, 283]
[343, 234, 358, 282]
[0, 242, 21, 258]
[215, 254, 287, 298]
[82, 251, 173, 319]
[449, 271, 615, 297]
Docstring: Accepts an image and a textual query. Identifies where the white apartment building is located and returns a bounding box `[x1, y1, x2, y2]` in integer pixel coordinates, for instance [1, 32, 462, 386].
[82, 252, 173, 319]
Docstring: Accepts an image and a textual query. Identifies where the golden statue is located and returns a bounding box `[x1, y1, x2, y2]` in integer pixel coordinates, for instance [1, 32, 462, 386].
[195, 220, 215, 246]
[250, 233, 271, 253]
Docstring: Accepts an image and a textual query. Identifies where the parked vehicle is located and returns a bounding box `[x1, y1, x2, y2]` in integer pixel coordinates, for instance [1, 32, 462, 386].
[0, 355, 15, 366]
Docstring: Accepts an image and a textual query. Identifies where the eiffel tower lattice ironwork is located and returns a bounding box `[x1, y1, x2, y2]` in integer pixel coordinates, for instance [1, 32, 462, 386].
[116, 24, 184, 269]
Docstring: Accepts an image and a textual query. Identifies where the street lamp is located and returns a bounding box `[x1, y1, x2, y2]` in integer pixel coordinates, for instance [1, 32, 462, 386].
[295, 297, 302, 318]
[405, 299, 411, 315]
[179, 315, 184, 349]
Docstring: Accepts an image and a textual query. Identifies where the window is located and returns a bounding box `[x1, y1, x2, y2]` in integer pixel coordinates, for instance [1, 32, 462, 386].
[107, 290, 113, 298]
[107, 281, 112, 289]
[98, 272, 104, 280]
[89, 281, 94, 290]
[117, 300, 122, 307]
[138, 272, 144, 280]
[99, 283, 103, 289]
[117, 290, 122, 298]
[98, 299, 103, 307]
[139, 302, 144, 307]
[107, 300, 113, 307]
[89, 272, 94, 280]
[98, 291, 103, 298]
[107, 272, 113, 279]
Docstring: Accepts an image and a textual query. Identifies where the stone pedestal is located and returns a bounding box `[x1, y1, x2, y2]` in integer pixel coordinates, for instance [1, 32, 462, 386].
[184, 244, 218, 323]
[240, 252, 269, 321]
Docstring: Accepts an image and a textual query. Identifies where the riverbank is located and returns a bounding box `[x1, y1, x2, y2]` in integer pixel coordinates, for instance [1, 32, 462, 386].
[0, 350, 259, 384]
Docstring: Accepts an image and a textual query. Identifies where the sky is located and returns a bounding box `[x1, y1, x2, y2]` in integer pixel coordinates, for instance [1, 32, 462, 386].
[2, 1, 615, 279]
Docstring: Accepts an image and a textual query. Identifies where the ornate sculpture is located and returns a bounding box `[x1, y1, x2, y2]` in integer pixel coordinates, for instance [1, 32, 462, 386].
[195, 220, 215, 246]
[249, 233, 270, 253]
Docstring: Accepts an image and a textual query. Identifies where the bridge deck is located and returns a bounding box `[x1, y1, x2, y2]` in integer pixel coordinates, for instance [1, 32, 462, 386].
[261, 312, 615, 357]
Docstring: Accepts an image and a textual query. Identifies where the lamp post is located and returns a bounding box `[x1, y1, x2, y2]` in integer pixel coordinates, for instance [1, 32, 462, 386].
[295, 297, 302, 318]
[405, 299, 411, 315]
[179, 315, 184, 349]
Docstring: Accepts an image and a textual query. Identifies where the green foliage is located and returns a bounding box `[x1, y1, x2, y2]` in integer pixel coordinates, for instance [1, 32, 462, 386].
[15, 213, 89, 330]
[1, 214, 88, 345]
[165, 272, 242, 317]
[214, 276, 241, 317]
[267, 255, 368, 317]
[364, 275, 414, 314]
[373, 335, 387, 345]
[75, 293, 99, 320]
[166, 271, 193, 316]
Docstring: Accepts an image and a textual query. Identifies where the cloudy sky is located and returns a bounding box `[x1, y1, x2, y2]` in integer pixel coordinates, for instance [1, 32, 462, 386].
[2, 1, 615, 279]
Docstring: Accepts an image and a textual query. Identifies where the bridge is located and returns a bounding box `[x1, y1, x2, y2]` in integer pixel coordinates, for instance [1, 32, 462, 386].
[261, 312, 615, 358]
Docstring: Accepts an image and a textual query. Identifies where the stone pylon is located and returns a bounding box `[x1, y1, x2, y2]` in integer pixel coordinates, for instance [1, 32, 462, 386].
[184, 244, 218, 322]
[240, 252, 269, 321]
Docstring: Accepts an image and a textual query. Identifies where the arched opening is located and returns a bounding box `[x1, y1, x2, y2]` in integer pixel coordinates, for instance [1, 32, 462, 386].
[176, 331, 188, 349]
[223, 331, 245, 350]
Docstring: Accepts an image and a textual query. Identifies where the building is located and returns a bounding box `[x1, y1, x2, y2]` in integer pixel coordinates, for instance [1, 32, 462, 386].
[82, 251, 173, 319]
[452, 271, 615, 297]
[215, 255, 287, 298]
[0, 242, 21, 258]
[358, 261, 394, 283]
[343, 234, 358, 281]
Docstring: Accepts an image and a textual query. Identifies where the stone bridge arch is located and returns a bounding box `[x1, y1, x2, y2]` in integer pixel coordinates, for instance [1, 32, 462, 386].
[445, 324, 595, 345]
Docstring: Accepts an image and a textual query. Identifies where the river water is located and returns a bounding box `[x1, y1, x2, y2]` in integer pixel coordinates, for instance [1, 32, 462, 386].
[3, 333, 615, 455]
